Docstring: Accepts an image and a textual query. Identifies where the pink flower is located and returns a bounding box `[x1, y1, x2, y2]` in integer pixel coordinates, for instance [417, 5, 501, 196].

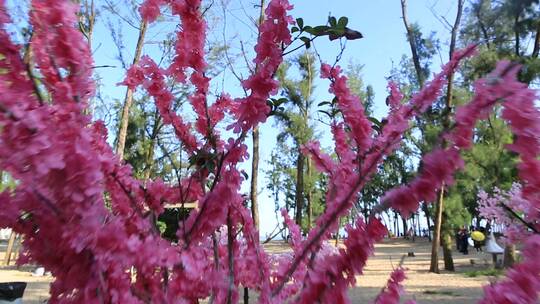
[139, 0, 165, 22]
[373, 268, 408, 304]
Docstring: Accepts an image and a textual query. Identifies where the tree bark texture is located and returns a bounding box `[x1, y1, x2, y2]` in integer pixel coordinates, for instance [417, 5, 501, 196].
[116, 20, 148, 160]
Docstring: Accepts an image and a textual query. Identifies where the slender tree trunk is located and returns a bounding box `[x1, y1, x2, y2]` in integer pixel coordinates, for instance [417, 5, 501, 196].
[250, 127, 260, 231]
[422, 203, 432, 240]
[116, 20, 148, 160]
[394, 212, 400, 237]
[4, 231, 16, 266]
[532, 22, 540, 58]
[515, 14, 521, 57]
[402, 216, 408, 239]
[400, 0, 425, 87]
[143, 111, 161, 180]
[441, 231, 455, 271]
[503, 244, 516, 268]
[416, 213, 421, 237]
[306, 159, 312, 230]
[295, 153, 305, 229]
[245, 2, 266, 302]
[441, 214, 455, 271]
[77, 0, 95, 50]
[429, 0, 463, 273]
[430, 187, 444, 273]
[475, 0, 492, 49]
[248, 0, 266, 236]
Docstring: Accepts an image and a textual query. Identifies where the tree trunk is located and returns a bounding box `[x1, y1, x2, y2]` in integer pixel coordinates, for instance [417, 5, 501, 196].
[441, 231, 455, 271]
[306, 159, 312, 230]
[75, 0, 96, 50]
[475, 0, 492, 49]
[514, 13, 520, 57]
[429, 0, 463, 273]
[394, 212, 400, 237]
[422, 203, 432, 240]
[3, 231, 16, 266]
[294, 153, 305, 229]
[503, 244, 516, 268]
[402, 216, 408, 239]
[416, 213, 421, 237]
[143, 111, 161, 180]
[441, 214, 455, 271]
[430, 188, 445, 273]
[250, 127, 260, 232]
[532, 22, 540, 58]
[116, 20, 148, 160]
[400, 0, 425, 87]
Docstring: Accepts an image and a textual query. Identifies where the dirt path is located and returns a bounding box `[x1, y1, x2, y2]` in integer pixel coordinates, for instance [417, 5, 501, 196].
[351, 238, 492, 303]
[0, 238, 497, 303]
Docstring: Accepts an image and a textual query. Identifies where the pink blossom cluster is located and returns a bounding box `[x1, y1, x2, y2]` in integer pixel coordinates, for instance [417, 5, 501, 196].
[373, 268, 411, 304]
[479, 236, 540, 304]
[281, 46, 475, 302]
[230, 0, 294, 133]
[0, 0, 540, 303]
[121, 55, 200, 153]
[477, 61, 540, 303]
[321, 64, 373, 152]
[477, 183, 533, 244]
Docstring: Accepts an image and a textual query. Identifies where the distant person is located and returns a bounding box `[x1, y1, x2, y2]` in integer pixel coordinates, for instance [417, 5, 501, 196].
[458, 228, 469, 255]
[455, 230, 462, 252]
[406, 228, 414, 240]
[471, 228, 484, 252]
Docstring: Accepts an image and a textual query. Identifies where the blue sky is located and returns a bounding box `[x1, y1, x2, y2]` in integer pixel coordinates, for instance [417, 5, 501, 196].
[88, 0, 461, 237]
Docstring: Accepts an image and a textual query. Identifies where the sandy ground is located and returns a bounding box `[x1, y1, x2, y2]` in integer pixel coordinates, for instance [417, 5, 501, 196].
[0, 238, 497, 303]
[351, 238, 492, 303]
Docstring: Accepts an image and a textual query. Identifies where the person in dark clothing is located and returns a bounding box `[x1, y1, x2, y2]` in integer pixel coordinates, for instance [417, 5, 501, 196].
[455, 230, 462, 252]
[473, 239, 483, 252]
[459, 228, 469, 255]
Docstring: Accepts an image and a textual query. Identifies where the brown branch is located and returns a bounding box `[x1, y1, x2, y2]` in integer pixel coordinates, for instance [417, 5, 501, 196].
[475, 0, 491, 49]
[500, 203, 539, 234]
[116, 20, 148, 160]
[262, 226, 286, 244]
[400, 0, 425, 87]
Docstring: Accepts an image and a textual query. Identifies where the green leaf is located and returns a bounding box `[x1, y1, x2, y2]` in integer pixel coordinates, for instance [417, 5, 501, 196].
[367, 116, 381, 127]
[300, 37, 311, 49]
[291, 26, 299, 33]
[337, 17, 348, 28]
[371, 125, 381, 133]
[274, 98, 288, 106]
[328, 16, 337, 27]
[296, 18, 304, 29]
[313, 25, 330, 34]
[241, 171, 249, 180]
[318, 109, 332, 118]
[305, 25, 330, 36]
[317, 101, 331, 107]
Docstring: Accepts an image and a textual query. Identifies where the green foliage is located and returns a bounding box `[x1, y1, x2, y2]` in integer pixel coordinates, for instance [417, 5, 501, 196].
[345, 61, 375, 116]
[0, 172, 16, 192]
[290, 15, 362, 51]
[442, 191, 472, 230]
[464, 268, 504, 278]
[460, 0, 540, 84]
